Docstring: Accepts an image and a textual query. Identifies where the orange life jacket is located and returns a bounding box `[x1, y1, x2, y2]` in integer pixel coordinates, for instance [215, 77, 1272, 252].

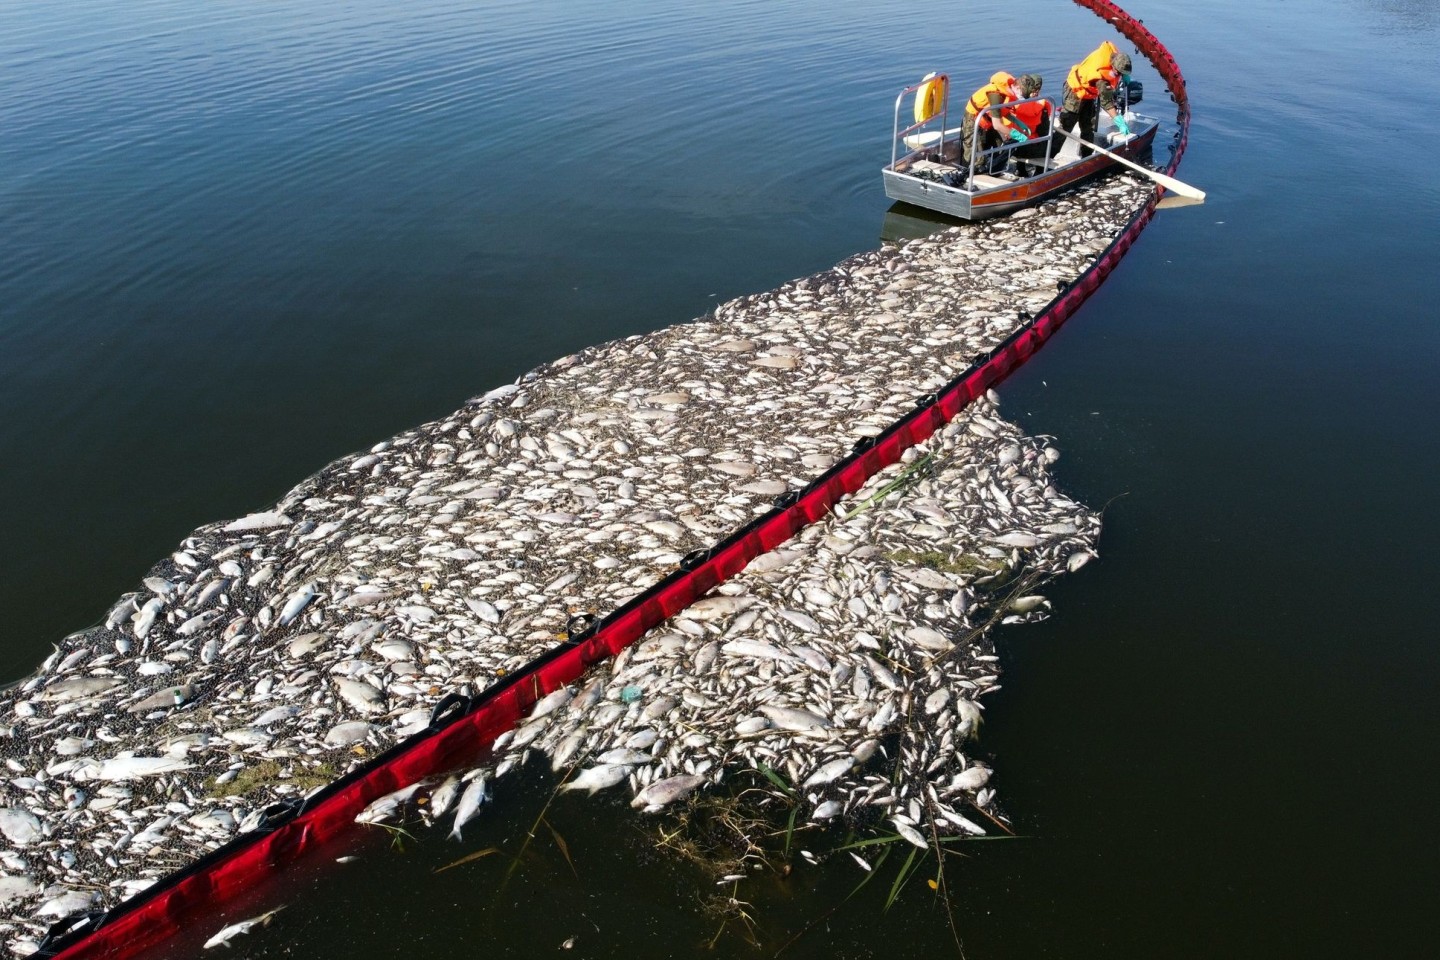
[965, 71, 1018, 128]
[1066, 41, 1120, 100]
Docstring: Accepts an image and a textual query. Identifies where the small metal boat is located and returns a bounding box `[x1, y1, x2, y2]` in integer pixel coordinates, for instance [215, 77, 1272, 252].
[881, 72, 1160, 220]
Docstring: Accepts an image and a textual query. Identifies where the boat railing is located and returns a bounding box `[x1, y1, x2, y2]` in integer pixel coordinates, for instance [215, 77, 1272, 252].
[970, 95, 1058, 180]
[891, 74, 950, 170]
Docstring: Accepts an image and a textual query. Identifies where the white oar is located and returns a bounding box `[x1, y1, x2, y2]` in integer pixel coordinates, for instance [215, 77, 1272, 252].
[1056, 126, 1205, 201]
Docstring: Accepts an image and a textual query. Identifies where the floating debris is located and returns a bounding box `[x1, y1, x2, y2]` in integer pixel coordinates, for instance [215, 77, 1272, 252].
[0, 174, 1147, 953]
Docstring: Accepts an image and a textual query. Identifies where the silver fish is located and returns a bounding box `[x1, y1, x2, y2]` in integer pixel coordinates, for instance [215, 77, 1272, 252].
[203, 907, 284, 949]
[759, 705, 830, 735]
[427, 776, 461, 819]
[558, 764, 630, 795]
[448, 774, 491, 841]
[631, 774, 706, 809]
[125, 683, 197, 714]
[356, 783, 424, 825]
[0, 808, 43, 847]
[88, 755, 195, 781]
[277, 583, 316, 627]
[334, 678, 385, 715]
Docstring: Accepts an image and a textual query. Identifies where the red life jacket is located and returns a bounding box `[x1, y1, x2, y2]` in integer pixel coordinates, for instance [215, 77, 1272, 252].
[1010, 98, 1049, 136]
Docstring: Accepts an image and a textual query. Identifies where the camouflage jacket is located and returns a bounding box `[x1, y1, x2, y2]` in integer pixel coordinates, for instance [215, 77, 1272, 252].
[1062, 78, 1119, 114]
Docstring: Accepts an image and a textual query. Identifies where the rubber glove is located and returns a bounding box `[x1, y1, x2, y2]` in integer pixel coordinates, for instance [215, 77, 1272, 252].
[1008, 128, 1027, 142]
[1113, 114, 1131, 136]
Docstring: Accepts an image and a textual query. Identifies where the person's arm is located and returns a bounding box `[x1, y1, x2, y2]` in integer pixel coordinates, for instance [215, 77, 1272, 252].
[1097, 79, 1130, 134]
[1097, 79, 1119, 114]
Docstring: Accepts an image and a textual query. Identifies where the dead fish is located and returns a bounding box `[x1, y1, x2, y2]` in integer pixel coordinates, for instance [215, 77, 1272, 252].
[743, 550, 804, 575]
[251, 705, 302, 726]
[356, 783, 424, 825]
[1007, 595, 1049, 613]
[0, 808, 43, 846]
[324, 721, 374, 747]
[559, 764, 630, 795]
[892, 817, 929, 850]
[335, 678, 386, 715]
[895, 567, 960, 591]
[734, 716, 771, 736]
[529, 686, 573, 719]
[464, 598, 501, 623]
[277, 583, 316, 627]
[55, 647, 90, 673]
[221, 727, 271, 747]
[132, 597, 164, 638]
[682, 595, 753, 621]
[759, 705, 830, 735]
[371, 638, 415, 662]
[54, 736, 96, 756]
[596, 748, 652, 767]
[448, 774, 491, 841]
[867, 657, 902, 691]
[427, 776, 461, 819]
[36, 888, 98, 920]
[223, 511, 291, 532]
[203, 906, 285, 949]
[126, 683, 197, 714]
[951, 764, 991, 791]
[905, 626, 951, 651]
[88, 755, 195, 781]
[631, 774, 706, 809]
[722, 639, 792, 662]
[287, 633, 329, 658]
[777, 609, 822, 635]
[802, 757, 853, 788]
[0, 875, 41, 905]
[36, 677, 122, 702]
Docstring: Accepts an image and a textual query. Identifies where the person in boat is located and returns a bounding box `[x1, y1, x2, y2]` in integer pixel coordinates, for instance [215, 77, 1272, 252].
[1059, 41, 1132, 158]
[1009, 74, 1062, 178]
[961, 71, 1032, 176]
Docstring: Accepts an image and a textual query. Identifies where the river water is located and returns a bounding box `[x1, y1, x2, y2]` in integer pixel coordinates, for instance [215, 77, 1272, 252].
[2, 0, 1438, 957]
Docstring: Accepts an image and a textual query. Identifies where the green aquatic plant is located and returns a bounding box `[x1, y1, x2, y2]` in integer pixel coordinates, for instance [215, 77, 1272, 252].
[841, 454, 937, 519]
[380, 822, 418, 852]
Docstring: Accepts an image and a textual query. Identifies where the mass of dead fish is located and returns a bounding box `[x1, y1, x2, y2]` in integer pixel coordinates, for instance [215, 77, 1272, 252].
[0, 174, 1146, 956]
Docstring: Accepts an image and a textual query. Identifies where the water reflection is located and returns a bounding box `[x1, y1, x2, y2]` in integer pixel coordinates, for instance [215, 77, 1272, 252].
[879, 201, 959, 244]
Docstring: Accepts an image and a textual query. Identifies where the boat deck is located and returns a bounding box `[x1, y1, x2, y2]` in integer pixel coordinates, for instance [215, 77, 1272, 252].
[897, 122, 1124, 186]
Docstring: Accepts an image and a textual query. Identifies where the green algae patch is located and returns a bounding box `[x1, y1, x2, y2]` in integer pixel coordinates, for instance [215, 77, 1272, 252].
[883, 549, 1005, 577]
[206, 760, 336, 799]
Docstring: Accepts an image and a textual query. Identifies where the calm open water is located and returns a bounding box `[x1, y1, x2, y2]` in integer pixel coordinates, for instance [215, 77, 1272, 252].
[3, 0, 1438, 957]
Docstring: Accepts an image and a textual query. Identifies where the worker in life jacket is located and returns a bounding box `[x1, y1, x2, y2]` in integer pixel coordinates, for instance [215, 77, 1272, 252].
[1009, 74, 1062, 177]
[1059, 41, 1133, 158]
[961, 71, 1032, 175]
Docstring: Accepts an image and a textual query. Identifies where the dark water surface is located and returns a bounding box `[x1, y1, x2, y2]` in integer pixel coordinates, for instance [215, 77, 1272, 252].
[3, 0, 1438, 957]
